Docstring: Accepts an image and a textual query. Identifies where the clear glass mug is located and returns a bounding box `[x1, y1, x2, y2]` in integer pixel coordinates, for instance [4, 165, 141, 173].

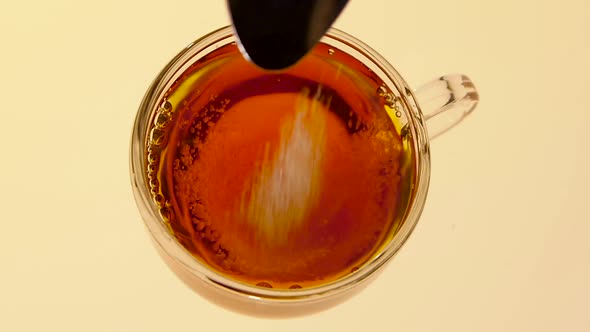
[130, 26, 479, 317]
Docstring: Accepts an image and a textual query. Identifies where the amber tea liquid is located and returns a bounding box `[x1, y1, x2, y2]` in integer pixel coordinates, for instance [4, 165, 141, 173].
[146, 42, 416, 289]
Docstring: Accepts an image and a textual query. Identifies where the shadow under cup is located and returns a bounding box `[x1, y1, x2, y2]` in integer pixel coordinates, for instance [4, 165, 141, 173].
[130, 26, 479, 317]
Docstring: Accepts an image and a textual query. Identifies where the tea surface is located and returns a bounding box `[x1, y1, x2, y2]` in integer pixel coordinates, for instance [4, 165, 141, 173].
[147, 43, 413, 289]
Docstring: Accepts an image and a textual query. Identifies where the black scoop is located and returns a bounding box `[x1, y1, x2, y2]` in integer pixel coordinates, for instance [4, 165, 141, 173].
[227, 0, 349, 70]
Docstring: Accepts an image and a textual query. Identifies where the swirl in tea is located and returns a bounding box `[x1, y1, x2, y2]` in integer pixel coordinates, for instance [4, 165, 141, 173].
[147, 42, 413, 289]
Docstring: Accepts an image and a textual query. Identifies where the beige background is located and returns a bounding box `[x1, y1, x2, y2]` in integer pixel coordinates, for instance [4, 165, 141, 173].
[1, 0, 588, 331]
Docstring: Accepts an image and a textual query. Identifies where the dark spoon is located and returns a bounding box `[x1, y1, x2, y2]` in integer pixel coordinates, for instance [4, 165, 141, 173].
[227, 0, 349, 70]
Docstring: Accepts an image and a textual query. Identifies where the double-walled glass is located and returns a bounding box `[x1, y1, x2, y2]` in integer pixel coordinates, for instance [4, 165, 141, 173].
[130, 26, 478, 317]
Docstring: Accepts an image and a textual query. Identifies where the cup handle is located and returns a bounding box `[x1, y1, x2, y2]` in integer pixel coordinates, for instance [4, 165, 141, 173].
[413, 74, 479, 140]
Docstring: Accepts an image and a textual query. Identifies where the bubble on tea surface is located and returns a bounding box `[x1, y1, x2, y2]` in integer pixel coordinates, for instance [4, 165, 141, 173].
[160, 100, 172, 112]
[150, 128, 166, 146]
[147, 151, 159, 164]
[160, 206, 172, 221]
[147, 162, 157, 172]
[256, 282, 273, 288]
[154, 193, 165, 206]
[384, 93, 394, 103]
[155, 113, 171, 128]
[149, 177, 159, 190]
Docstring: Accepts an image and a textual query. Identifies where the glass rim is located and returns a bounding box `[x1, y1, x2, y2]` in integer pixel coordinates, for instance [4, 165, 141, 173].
[129, 25, 431, 302]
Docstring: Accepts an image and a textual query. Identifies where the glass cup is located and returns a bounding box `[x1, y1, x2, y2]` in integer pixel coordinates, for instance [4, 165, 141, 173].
[130, 26, 479, 317]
